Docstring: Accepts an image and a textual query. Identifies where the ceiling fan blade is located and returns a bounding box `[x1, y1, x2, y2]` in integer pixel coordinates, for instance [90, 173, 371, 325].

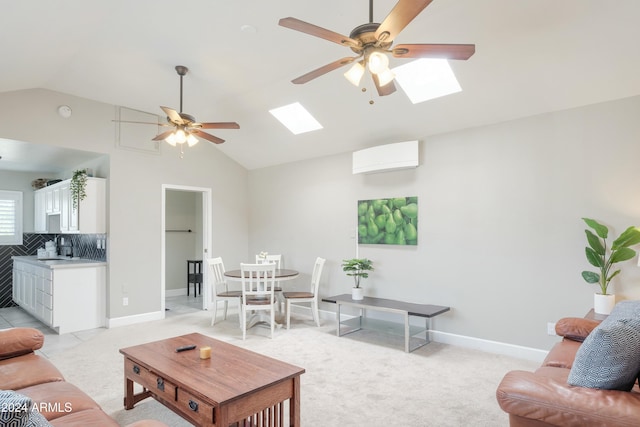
[292, 57, 359, 84]
[392, 44, 476, 60]
[112, 119, 170, 126]
[199, 122, 240, 130]
[372, 74, 397, 97]
[160, 106, 184, 125]
[375, 0, 433, 44]
[152, 130, 175, 141]
[279, 17, 360, 49]
[192, 129, 225, 144]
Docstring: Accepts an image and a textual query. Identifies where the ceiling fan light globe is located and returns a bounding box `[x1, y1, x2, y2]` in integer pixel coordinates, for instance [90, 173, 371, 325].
[344, 62, 365, 86]
[377, 69, 395, 87]
[175, 129, 187, 144]
[368, 51, 389, 75]
[186, 133, 199, 147]
[165, 133, 178, 146]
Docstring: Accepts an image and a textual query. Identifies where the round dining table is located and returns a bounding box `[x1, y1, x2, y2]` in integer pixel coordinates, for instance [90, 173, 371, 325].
[223, 269, 299, 331]
[223, 268, 299, 281]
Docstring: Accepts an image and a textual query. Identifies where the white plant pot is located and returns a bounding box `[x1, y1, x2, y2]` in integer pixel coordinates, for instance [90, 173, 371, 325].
[594, 293, 616, 315]
[352, 287, 364, 300]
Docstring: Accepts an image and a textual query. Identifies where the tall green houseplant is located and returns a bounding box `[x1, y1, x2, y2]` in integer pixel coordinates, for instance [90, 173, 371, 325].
[70, 169, 88, 210]
[581, 218, 640, 295]
[341, 258, 374, 288]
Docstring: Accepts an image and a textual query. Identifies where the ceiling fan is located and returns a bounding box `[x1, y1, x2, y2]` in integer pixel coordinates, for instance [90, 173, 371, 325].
[116, 65, 240, 148]
[279, 0, 475, 97]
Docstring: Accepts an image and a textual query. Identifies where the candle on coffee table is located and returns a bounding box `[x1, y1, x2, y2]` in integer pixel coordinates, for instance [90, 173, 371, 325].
[199, 346, 211, 359]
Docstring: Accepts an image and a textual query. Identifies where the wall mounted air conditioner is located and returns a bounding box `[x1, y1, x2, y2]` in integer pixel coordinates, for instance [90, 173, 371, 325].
[352, 140, 419, 174]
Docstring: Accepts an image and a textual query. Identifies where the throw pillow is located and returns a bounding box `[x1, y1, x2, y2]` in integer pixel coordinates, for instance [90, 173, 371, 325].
[25, 410, 51, 427]
[567, 317, 640, 391]
[0, 390, 52, 427]
[603, 300, 640, 324]
[0, 389, 31, 427]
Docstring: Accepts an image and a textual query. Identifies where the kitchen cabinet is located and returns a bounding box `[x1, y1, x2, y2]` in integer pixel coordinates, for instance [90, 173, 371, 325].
[12, 257, 106, 334]
[34, 177, 106, 234]
[33, 190, 46, 233]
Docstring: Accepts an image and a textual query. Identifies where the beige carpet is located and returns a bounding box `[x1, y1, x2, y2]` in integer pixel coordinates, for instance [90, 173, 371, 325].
[48, 309, 539, 426]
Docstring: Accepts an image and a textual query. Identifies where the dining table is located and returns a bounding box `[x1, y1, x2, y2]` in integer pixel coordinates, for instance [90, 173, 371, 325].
[223, 268, 299, 282]
[223, 268, 300, 330]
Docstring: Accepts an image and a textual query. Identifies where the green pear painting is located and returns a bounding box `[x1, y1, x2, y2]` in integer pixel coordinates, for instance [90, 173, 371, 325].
[357, 197, 418, 245]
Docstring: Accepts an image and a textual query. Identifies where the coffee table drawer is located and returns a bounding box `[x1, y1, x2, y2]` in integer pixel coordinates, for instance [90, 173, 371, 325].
[125, 359, 177, 402]
[177, 388, 214, 425]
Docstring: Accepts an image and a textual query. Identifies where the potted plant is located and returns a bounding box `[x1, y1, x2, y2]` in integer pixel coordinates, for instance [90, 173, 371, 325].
[581, 217, 640, 314]
[342, 258, 374, 300]
[70, 169, 88, 210]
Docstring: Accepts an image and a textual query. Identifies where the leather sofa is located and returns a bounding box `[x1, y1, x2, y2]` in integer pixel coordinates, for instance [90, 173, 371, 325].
[496, 316, 640, 426]
[0, 327, 168, 427]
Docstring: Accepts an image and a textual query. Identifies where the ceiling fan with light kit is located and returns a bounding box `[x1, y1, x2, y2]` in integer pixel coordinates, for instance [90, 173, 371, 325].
[115, 65, 239, 156]
[279, 0, 475, 97]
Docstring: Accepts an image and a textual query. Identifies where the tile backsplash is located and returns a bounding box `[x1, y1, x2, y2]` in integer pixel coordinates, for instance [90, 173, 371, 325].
[0, 233, 107, 308]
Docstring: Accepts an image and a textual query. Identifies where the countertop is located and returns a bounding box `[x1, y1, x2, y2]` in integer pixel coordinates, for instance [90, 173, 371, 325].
[12, 256, 107, 269]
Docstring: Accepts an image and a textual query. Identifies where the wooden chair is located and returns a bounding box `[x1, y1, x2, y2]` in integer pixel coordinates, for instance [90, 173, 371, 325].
[207, 257, 241, 327]
[240, 263, 277, 339]
[284, 257, 325, 329]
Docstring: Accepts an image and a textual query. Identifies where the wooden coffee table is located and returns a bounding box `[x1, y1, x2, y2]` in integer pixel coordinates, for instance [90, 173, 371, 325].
[119, 333, 305, 426]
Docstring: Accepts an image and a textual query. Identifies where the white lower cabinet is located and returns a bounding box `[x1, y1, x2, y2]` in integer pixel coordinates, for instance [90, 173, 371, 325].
[12, 258, 106, 334]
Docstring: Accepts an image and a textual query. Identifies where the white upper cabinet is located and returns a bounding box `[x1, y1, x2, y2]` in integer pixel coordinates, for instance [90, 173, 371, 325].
[34, 177, 106, 234]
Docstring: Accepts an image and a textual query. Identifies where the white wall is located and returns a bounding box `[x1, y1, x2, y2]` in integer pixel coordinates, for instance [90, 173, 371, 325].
[0, 89, 249, 322]
[248, 95, 640, 350]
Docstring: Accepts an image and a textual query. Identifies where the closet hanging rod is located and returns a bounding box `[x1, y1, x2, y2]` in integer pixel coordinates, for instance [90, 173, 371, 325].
[165, 229, 193, 232]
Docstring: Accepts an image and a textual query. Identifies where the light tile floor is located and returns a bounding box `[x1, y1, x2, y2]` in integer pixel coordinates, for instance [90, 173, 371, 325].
[0, 294, 204, 358]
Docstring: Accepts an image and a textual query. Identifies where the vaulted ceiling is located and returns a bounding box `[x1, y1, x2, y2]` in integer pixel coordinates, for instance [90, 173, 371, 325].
[2, 0, 640, 170]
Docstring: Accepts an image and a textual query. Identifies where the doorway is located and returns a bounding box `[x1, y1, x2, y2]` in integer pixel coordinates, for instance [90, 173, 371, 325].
[161, 184, 212, 315]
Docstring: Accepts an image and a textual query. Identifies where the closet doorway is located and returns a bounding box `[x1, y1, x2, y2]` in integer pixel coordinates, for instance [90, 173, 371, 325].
[161, 185, 212, 314]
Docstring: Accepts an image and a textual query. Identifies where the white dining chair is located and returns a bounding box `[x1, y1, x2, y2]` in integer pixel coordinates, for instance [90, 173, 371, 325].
[255, 254, 283, 311]
[283, 257, 325, 329]
[240, 262, 277, 339]
[207, 257, 242, 327]
[255, 254, 282, 267]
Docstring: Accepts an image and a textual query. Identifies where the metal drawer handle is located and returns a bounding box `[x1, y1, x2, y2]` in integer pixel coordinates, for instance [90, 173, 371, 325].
[156, 377, 164, 391]
[188, 400, 199, 412]
[132, 365, 140, 375]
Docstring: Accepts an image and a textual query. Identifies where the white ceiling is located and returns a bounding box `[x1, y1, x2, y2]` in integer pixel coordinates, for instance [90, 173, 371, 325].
[1, 0, 640, 171]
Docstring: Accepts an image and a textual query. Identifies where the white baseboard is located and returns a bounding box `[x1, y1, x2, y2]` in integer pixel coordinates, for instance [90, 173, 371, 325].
[107, 310, 164, 328]
[165, 288, 187, 297]
[429, 330, 547, 362]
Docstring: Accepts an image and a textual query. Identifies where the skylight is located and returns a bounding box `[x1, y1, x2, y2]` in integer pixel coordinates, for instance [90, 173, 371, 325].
[269, 102, 323, 135]
[393, 59, 462, 104]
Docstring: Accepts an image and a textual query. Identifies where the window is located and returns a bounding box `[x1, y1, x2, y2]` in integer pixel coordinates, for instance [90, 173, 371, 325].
[0, 190, 23, 245]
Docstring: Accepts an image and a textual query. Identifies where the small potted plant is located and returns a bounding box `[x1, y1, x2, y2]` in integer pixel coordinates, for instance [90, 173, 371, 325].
[581, 217, 640, 314]
[342, 258, 374, 300]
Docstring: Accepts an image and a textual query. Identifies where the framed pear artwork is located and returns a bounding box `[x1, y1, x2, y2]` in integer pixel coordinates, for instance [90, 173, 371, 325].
[357, 197, 418, 245]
